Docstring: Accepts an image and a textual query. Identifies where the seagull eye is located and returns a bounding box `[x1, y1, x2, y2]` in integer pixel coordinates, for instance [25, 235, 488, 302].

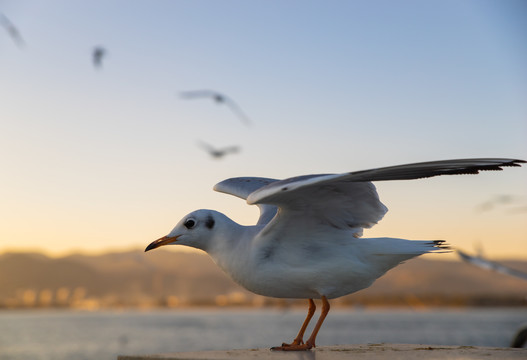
[184, 218, 196, 229]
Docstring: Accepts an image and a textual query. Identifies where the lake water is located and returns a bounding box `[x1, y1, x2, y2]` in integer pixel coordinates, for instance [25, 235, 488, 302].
[1, 308, 526, 360]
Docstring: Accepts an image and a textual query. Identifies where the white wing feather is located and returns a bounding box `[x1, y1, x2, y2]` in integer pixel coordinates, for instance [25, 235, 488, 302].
[214, 177, 278, 225]
[247, 158, 524, 238]
[250, 176, 387, 237]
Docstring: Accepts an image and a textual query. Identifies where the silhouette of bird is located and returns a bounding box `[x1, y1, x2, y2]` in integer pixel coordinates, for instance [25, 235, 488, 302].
[92, 46, 106, 68]
[197, 140, 240, 159]
[145, 158, 524, 351]
[180, 90, 252, 126]
[0, 13, 25, 47]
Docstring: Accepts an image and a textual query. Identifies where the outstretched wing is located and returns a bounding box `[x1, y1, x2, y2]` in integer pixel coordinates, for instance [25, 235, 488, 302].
[197, 140, 215, 153]
[249, 175, 387, 237]
[214, 177, 278, 225]
[332, 158, 525, 182]
[247, 158, 525, 237]
[219, 145, 240, 154]
[221, 97, 252, 126]
[179, 89, 220, 99]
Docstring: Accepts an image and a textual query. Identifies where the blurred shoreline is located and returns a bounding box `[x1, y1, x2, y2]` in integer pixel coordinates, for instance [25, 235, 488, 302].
[1, 249, 526, 310]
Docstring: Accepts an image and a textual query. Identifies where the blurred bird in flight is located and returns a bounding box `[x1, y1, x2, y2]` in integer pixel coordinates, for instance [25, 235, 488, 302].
[92, 46, 107, 68]
[475, 194, 527, 214]
[180, 90, 252, 126]
[197, 140, 240, 160]
[0, 13, 25, 47]
[457, 250, 527, 281]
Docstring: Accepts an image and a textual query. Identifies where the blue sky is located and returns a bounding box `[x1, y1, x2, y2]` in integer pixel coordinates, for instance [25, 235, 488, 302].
[1, 0, 526, 258]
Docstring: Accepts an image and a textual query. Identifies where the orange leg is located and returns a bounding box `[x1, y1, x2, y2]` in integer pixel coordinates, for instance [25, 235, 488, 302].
[272, 296, 330, 351]
[273, 299, 316, 349]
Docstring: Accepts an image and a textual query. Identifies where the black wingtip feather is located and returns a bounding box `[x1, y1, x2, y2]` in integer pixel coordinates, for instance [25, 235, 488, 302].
[431, 240, 451, 251]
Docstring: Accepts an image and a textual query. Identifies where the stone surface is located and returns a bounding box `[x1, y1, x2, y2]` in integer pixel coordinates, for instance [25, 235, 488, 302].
[118, 343, 527, 360]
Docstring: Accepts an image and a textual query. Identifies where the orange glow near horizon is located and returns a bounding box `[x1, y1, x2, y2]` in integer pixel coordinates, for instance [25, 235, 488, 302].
[1, 2, 526, 261]
[2, 175, 525, 260]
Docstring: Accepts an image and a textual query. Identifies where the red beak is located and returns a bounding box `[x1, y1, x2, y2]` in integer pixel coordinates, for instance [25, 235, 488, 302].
[145, 235, 180, 252]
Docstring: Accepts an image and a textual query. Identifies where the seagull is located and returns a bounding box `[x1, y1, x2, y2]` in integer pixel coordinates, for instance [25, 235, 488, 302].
[92, 46, 106, 68]
[145, 158, 524, 351]
[0, 13, 25, 47]
[457, 250, 527, 281]
[197, 140, 240, 159]
[180, 90, 252, 126]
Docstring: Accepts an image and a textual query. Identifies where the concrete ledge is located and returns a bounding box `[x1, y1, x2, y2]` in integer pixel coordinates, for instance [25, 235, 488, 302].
[118, 343, 527, 360]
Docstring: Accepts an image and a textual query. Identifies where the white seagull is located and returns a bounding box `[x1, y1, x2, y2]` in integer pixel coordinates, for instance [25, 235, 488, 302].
[145, 158, 524, 351]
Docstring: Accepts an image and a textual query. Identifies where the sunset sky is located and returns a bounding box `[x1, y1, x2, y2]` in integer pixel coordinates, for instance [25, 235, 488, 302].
[1, 0, 526, 259]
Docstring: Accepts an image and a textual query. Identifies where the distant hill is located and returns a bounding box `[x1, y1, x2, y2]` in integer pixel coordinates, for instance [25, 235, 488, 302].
[1, 249, 526, 308]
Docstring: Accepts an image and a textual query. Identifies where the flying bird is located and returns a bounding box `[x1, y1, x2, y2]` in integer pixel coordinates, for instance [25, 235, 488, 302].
[145, 158, 524, 351]
[0, 13, 25, 47]
[92, 46, 106, 68]
[475, 194, 515, 212]
[197, 140, 240, 159]
[475, 194, 527, 214]
[180, 90, 252, 126]
[457, 250, 527, 281]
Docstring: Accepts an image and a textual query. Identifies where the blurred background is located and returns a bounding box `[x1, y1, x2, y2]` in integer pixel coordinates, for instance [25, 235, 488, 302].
[1, 0, 526, 358]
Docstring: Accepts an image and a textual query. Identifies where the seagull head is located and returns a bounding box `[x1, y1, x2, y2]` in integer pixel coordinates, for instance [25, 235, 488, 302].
[145, 209, 219, 252]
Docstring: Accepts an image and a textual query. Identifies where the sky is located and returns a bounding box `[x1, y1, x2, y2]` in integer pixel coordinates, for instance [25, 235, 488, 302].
[1, 0, 526, 259]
